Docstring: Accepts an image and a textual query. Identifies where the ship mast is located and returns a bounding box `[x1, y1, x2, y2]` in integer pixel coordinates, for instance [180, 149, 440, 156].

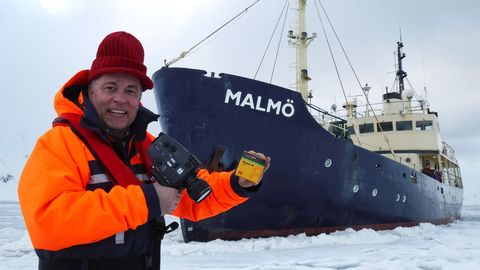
[396, 41, 407, 94]
[288, 0, 316, 101]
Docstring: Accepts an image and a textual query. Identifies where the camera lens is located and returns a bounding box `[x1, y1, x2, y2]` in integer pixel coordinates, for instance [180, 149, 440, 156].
[184, 176, 212, 203]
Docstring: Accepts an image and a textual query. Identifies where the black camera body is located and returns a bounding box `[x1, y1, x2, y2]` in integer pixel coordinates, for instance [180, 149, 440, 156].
[147, 133, 211, 203]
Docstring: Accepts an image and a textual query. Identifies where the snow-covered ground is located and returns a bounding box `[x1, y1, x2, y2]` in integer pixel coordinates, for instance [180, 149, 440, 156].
[1, 201, 479, 270]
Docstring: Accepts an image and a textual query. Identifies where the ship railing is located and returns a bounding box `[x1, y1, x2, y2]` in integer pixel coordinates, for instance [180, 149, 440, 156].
[313, 115, 349, 137]
[444, 163, 463, 188]
[447, 171, 460, 187]
[306, 102, 349, 137]
[441, 141, 457, 162]
[306, 102, 346, 122]
[332, 100, 431, 118]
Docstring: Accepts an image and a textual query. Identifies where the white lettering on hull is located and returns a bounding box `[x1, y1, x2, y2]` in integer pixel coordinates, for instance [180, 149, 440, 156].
[224, 88, 295, 118]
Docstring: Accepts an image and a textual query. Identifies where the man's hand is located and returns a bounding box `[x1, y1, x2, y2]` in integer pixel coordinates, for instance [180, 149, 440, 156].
[152, 182, 181, 215]
[238, 150, 271, 188]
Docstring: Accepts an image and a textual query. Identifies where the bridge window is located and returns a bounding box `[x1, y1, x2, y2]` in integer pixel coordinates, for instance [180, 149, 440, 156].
[359, 123, 374, 133]
[416, 120, 433, 131]
[396, 121, 412, 131]
[377, 122, 393, 132]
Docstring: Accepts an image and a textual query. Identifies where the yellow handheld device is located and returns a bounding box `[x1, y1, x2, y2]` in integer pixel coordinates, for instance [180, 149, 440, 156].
[235, 151, 267, 184]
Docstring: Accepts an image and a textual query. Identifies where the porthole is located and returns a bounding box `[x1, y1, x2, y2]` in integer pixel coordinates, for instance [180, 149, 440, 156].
[406, 157, 411, 163]
[353, 185, 359, 193]
[402, 195, 407, 203]
[372, 188, 378, 197]
[396, 194, 400, 201]
[324, 158, 332, 168]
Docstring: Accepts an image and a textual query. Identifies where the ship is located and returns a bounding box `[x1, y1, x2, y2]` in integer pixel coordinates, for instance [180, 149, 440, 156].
[151, 0, 463, 242]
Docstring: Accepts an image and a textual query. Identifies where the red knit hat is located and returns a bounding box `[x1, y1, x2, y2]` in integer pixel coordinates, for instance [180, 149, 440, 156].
[88, 31, 153, 90]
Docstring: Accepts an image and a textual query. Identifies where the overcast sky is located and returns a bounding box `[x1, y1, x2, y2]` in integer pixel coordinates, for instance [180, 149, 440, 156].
[0, 0, 479, 201]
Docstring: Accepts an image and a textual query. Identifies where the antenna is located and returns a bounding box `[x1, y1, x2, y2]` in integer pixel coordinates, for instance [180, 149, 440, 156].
[396, 39, 407, 94]
[420, 37, 427, 91]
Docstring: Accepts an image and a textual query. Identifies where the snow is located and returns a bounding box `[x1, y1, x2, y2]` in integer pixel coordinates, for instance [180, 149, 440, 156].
[1, 202, 479, 270]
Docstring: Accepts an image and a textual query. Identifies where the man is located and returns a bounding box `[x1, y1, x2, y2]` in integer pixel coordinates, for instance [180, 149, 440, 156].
[422, 163, 434, 178]
[18, 31, 270, 270]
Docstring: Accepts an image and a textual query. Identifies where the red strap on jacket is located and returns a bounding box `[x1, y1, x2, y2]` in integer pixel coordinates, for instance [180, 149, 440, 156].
[53, 113, 152, 188]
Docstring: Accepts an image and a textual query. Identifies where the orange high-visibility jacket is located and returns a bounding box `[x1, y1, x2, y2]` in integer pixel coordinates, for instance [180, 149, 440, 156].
[18, 70, 249, 252]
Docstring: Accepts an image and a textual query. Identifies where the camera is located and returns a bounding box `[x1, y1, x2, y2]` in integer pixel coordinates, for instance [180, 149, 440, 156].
[147, 133, 212, 203]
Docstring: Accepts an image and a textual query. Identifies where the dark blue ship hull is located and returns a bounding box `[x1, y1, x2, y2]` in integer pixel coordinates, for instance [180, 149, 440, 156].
[152, 67, 463, 242]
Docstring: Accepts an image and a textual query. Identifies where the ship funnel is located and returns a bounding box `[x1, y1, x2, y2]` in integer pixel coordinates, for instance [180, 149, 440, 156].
[382, 92, 402, 115]
[382, 91, 416, 115]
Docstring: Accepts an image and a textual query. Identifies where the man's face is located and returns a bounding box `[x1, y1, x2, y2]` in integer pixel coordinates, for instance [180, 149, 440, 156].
[88, 73, 142, 133]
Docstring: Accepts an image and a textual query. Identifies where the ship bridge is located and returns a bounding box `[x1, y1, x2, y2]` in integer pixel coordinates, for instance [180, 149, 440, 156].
[339, 90, 462, 188]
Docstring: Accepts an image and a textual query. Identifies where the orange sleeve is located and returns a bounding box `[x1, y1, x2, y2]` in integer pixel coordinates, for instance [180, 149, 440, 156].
[18, 127, 149, 251]
[170, 169, 249, 221]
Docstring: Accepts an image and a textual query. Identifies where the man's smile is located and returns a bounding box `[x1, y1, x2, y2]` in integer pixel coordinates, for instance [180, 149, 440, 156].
[107, 109, 127, 115]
